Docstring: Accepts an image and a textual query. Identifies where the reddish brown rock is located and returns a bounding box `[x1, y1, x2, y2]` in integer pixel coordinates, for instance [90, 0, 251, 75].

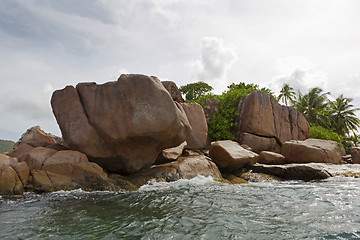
[203, 98, 219, 123]
[350, 147, 360, 164]
[28, 149, 109, 192]
[209, 140, 259, 173]
[0, 154, 29, 195]
[238, 132, 280, 153]
[258, 151, 287, 165]
[155, 141, 187, 164]
[51, 74, 191, 174]
[281, 139, 343, 164]
[161, 80, 184, 103]
[8, 126, 56, 160]
[236, 91, 309, 153]
[180, 102, 208, 149]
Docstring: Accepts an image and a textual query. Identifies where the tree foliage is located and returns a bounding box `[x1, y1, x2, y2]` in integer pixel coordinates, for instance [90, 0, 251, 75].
[179, 81, 213, 101]
[294, 87, 330, 127]
[328, 94, 360, 136]
[277, 83, 296, 106]
[0, 140, 14, 153]
[207, 82, 270, 141]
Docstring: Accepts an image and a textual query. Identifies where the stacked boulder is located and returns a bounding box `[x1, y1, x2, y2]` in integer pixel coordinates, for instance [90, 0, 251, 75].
[5, 126, 111, 193]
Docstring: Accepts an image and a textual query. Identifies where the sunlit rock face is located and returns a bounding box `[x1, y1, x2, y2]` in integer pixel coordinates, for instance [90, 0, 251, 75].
[51, 74, 191, 174]
[236, 91, 309, 153]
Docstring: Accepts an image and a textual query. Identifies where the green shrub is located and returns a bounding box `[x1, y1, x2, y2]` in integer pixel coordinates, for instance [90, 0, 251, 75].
[0, 140, 15, 153]
[208, 87, 260, 140]
[309, 125, 343, 148]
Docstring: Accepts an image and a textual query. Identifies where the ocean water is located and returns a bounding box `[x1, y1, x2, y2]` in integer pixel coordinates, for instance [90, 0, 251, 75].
[1, 173, 360, 239]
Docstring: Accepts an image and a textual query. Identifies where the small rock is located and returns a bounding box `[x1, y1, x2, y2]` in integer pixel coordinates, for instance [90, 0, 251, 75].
[350, 148, 360, 164]
[155, 141, 187, 164]
[258, 151, 286, 165]
[250, 163, 332, 181]
[209, 140, 259, 173]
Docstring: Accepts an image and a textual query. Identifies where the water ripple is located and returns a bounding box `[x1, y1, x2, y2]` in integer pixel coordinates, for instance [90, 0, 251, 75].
[0, 176, 360, 239]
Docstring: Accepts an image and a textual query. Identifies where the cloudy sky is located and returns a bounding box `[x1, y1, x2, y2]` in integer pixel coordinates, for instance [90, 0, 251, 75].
[1, 0, 360, 141]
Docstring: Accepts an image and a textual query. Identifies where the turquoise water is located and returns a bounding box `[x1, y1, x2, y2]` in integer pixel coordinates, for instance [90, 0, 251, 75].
[1, 176, 360, 240]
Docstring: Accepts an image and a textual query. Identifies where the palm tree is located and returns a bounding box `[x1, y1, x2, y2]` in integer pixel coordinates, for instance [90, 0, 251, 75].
[277, 84, 296, 106]
[294, 87, 330, 127]
[349, 133, 360, 147]
[328, 95, 360, 136]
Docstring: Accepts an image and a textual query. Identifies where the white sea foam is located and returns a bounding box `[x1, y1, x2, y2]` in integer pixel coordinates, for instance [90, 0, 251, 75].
[138, 175, 215, 192]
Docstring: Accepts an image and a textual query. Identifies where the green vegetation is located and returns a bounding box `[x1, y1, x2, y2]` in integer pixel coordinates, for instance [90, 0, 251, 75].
[179, 81, 360, 151]
[179, 81, 213, 101]
[309, 125, 343, 148]
[277, 84, 296, 106]
[0, 140, 15, 153]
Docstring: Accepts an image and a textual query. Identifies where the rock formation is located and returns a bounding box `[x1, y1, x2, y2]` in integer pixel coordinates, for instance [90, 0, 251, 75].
[155, 141, 187, 164]
[180, 102, 208, 149]
[161, 80, 184, 103]
[281, 139, 343, 164]
[250, 163, 331, 181]
[209, 140, 259, 173]
[350, 147, 360, 164]
[0, 154, 30, 195]
[202, 98, 219, 123]
[258, 151, 286, 165]
[51, 74, 191, 174]
[236, 91, 309, 153]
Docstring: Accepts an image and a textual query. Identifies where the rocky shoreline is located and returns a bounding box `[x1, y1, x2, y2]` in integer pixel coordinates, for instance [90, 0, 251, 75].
[1, 74, 360, 196]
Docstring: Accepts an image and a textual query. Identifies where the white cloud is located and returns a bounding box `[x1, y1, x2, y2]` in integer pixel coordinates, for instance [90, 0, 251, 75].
[267, 56, 328, 95]
[187, 37, 238, 93]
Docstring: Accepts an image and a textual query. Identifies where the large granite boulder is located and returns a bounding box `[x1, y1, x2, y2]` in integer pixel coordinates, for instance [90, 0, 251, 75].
[0, 154, 30, 195]
[161, 80, 184, 103]
[180, 102, 208, 149]
[250, 163, 331, 181]
[209, 140, 259, 173]
[236, 91, 309, 153]
[203, 98, 219, 123]
[281, 139, 343, 164]
[350, 147, 360, 164]
[134, 155, 222, 182]
[51, 74, 191, 174]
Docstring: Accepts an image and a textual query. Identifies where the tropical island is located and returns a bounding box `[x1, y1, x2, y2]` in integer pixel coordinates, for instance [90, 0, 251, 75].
[1, 74, 360, 196]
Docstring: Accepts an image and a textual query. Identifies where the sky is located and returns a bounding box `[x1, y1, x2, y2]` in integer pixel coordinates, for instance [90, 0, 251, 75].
[1, 0, 360, 141]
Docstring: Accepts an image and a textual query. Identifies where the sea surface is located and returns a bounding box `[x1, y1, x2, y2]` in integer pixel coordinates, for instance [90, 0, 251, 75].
[1, 164, 360, 240]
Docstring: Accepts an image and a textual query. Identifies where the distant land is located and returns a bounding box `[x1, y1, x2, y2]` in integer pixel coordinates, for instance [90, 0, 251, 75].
[0, 139, 15, 153]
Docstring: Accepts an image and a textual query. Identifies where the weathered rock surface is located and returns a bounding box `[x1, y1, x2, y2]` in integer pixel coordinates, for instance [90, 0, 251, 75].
[180, 102, 208, 149]
[25, 148, 109, 192]
[155, 141, 187, 164]
[134, 156, 222, 182]
[8, 126, 56, 160]
[203, 98, 219, 123]
[258, 151, 287, 165]
[161, 80, 184, 103]
[51, 74, 191, 174]
[350, 147, 360, 164]
[238, 132, 280, 153]
[236, 91, 309, 153]
[250, 163, 332, 181]
[281, 139, 343, 164]
[0, 154, 30, 195]
[209, 140, 259, 173]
